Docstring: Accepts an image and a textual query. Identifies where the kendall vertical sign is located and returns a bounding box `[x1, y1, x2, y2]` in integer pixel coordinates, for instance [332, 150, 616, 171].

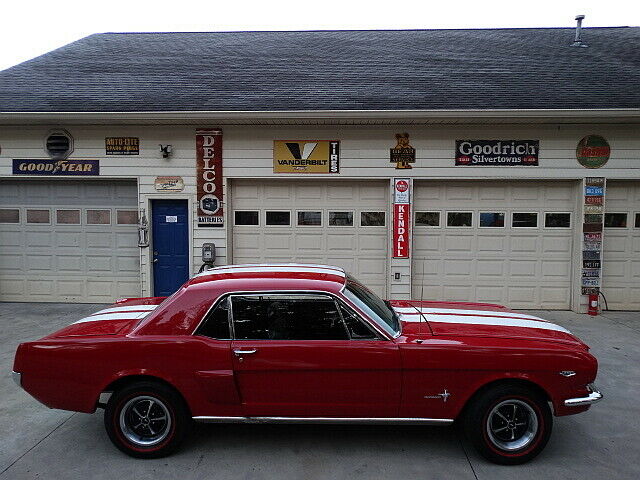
[196, 129, 223, 227]
[393, 178, 411, 258]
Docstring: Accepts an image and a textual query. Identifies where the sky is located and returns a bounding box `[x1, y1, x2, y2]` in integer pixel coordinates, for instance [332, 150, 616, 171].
[1, 0, 638, 71]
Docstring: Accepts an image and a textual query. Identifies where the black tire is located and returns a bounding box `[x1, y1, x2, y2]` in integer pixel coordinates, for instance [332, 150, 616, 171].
[463, 384, 552, 465]
[104, 381, 190, 458]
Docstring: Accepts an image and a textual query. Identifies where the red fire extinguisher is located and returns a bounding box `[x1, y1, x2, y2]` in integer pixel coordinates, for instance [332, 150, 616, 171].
[588, 293, 599, 316]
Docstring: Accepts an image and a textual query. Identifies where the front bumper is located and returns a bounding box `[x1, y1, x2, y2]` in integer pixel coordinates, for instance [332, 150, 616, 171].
[564, 384, 603, 407]
[11, 371, 21, 388]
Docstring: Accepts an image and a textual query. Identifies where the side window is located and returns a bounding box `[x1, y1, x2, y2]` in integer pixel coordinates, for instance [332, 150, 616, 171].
[338, 302, 378, 340]
[231, 295, 349, 340]
[195, 297, 231, 339]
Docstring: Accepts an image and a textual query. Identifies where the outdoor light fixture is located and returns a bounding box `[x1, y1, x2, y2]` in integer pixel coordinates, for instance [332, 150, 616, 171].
[159, 144, 173, 158]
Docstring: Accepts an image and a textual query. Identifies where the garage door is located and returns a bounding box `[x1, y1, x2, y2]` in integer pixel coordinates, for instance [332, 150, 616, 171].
[412, 181, 577, 309]
[232, 180, 388, 296]
[602, 181, 640, 310]
[0, 180, 140, 303]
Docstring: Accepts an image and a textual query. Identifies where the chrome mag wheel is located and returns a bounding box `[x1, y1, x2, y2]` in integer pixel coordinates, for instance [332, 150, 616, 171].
[486, 399, 538, 451]
[119, 395, 172, 447]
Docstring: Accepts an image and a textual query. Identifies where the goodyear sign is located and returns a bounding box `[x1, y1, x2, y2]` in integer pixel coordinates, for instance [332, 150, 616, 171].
[274, 141, 339, 173]
[13, 159, 99, 176]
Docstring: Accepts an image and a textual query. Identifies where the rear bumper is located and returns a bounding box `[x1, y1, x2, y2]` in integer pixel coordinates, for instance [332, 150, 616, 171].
[564, 384, 602, 407]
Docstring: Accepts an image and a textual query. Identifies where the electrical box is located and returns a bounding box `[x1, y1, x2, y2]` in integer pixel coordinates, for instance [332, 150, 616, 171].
[202, 243, 216, 264]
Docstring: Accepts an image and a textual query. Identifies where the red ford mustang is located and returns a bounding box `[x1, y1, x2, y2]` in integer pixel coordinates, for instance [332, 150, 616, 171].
[12, 264, 602, 464]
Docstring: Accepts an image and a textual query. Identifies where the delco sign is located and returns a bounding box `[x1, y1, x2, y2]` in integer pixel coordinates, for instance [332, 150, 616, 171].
[455, 140, 539, 166]
[393, 178, 411, 259]
[196, 129, 223, 227]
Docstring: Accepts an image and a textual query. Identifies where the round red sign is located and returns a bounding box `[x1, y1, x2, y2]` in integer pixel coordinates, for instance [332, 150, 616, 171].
[396, 180, 409, 192]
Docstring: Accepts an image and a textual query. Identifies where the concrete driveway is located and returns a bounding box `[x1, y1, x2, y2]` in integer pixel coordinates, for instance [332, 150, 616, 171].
[1, 303, 638, 480]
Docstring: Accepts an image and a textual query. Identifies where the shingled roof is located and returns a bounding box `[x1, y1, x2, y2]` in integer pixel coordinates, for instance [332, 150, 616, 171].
[0, 28, 638, 112]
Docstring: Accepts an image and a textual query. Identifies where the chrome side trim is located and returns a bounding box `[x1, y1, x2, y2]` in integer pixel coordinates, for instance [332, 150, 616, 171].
[11, 371, 22, 388]
[564, 384, 603, 407]
[193, 416, 454, 425]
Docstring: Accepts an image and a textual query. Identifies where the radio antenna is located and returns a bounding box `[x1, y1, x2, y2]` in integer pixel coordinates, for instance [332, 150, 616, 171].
[409, 256, 433, 334]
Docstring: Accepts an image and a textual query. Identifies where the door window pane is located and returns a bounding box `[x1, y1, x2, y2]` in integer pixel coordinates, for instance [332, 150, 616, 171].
[235, 211, 259, 226]
[635, 213, 640, 228]
[479, 212, 505, 227]
[195, 297, 231, 339]
[56, 209, 80, 224]
[265, 211, 290, 226]
[447, 212, 472, 227]
[339, 302, 377, 340]
[26, 209, 50, 224]
[415, 211, 439, 227]
[361, 211, 385, 227]
[87, 209, 111, 224]
[512, 213, 538, 228]
[297, 211, 322, 226]
[0, 208, 19, 223]
[604, 213, 627, 228]
[231, 295, 348, 340]
[116, 210, 138, 225]
[329, 211, 354, 226]
[545, 213, 571, 228]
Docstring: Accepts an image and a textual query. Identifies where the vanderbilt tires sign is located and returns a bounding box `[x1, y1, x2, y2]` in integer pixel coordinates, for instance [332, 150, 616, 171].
[274, 140, 340, 173]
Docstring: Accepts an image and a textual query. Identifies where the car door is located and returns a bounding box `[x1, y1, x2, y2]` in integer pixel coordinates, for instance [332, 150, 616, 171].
[230, 293, 401, 418]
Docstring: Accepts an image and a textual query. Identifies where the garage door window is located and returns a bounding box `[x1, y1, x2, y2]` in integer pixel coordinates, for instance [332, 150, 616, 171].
[604, 213, 627, 228]
[297, 211, 322, 226]
[447, 212, 472, 227]
[87, 209, 111, 225]
[56, 209, 80, 224]
[234, 211, 259, 226]
[0, 208, 19, 223]
[545, 212, 571, 228]
[265, 211, 290, 226]
[329, 211, 354, 226]
[361, 211, 385, 227]
[415, 211, 440, 227]
[479, 212, 505, 228]
[116, 210, 138, 225]
[26, 209, 50, 224]
[635, 213, 640, 228]
[512, 212, 538, 228]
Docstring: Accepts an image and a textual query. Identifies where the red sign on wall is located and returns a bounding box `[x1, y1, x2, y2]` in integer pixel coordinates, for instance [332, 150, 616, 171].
[196, 129, 223, 227]
[393, 178, 411, 258]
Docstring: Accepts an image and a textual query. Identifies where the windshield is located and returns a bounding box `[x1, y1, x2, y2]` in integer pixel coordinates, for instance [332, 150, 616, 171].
[343, 276, 400, 337]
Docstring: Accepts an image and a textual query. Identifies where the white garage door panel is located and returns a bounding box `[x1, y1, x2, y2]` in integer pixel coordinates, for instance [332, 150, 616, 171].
[232, 180, 388, 297]
[602, 181, 640, 310]
[413, 181, 576, 310]
[0, 180, 140, 303]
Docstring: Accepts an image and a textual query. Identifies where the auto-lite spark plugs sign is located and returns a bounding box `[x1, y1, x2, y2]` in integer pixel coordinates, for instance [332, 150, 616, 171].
[196, 129, 223, 227]
[455, 140, 539, 166]
[393, 178, 411, 258]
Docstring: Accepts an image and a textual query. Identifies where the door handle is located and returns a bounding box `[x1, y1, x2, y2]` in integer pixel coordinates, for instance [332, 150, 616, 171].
[233, 348, 257, 355]
[153, 258, 158, 263]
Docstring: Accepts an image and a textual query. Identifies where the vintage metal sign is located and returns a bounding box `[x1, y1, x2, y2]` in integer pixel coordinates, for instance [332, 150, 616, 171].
[273, 141, 339, 173]
[584, 205, 603, 214]
[390, 133, 416, 169]
[584, 196, 603, 205]
[585, 177, 605, 186]
[583, 223, 603, 233]
[154, 176, 184, 192]
[582, 269, 601, 278]
[582, 287, 600, 295]
[583, 260, 601, 269]
[584, 232, 602, 241]
[583, 241, 602, 251]
[12, 159, 99, 176]
[105, 137, 139, 155]
[581, 278, 600, 287]
[455, 140, 539, 166]
[583, 250, 600, 260]
[392, 178, 411, 258]
[585, 186, 603, 196]
[196, 129, 223, 227]
[577, 135, 610, 169]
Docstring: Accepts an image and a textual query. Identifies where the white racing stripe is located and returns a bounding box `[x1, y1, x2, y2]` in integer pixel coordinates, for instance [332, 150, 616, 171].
[91, 305, 159, 315]
[397, 312, 571, 334]
[393, 307, 546, 322]
[72, 311, 152, 324]
[196, 265, 346, 279]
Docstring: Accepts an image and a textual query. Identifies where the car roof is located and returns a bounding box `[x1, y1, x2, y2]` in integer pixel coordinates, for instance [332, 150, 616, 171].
[187, 263, 347, 289]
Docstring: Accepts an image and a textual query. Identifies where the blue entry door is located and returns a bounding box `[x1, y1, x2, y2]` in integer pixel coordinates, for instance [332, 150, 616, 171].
[152, 199, 189, 296]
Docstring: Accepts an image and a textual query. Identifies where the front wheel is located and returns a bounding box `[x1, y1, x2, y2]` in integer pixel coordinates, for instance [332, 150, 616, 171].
[464, 384, 552, 465]
[104, 381, 189, 458]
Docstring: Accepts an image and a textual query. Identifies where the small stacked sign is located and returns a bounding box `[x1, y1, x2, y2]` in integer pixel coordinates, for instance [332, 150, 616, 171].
[581, 177, 605, 295]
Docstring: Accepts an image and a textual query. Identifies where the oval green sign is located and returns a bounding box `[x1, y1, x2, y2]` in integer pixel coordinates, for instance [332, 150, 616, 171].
[576, 135, 610, 169]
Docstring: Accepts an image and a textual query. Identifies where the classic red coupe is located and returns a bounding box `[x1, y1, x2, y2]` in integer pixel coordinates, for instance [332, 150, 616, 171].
[12, 264, 601, 464]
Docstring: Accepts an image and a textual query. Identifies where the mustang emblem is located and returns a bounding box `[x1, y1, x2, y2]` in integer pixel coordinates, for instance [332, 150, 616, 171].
[424, 389, 451, 402]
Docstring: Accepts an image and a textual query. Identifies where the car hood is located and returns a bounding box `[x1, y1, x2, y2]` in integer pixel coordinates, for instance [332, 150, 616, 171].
[390, 300, 585, 346]
[45, 299, 163, 338]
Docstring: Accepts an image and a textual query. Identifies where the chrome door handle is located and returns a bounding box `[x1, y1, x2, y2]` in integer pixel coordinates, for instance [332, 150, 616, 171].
[233, 349, 257, 355]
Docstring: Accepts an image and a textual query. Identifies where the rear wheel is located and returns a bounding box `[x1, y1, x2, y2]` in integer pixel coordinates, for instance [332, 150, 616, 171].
[464, 384, 552, 465]
[104, 381, 189, 458]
